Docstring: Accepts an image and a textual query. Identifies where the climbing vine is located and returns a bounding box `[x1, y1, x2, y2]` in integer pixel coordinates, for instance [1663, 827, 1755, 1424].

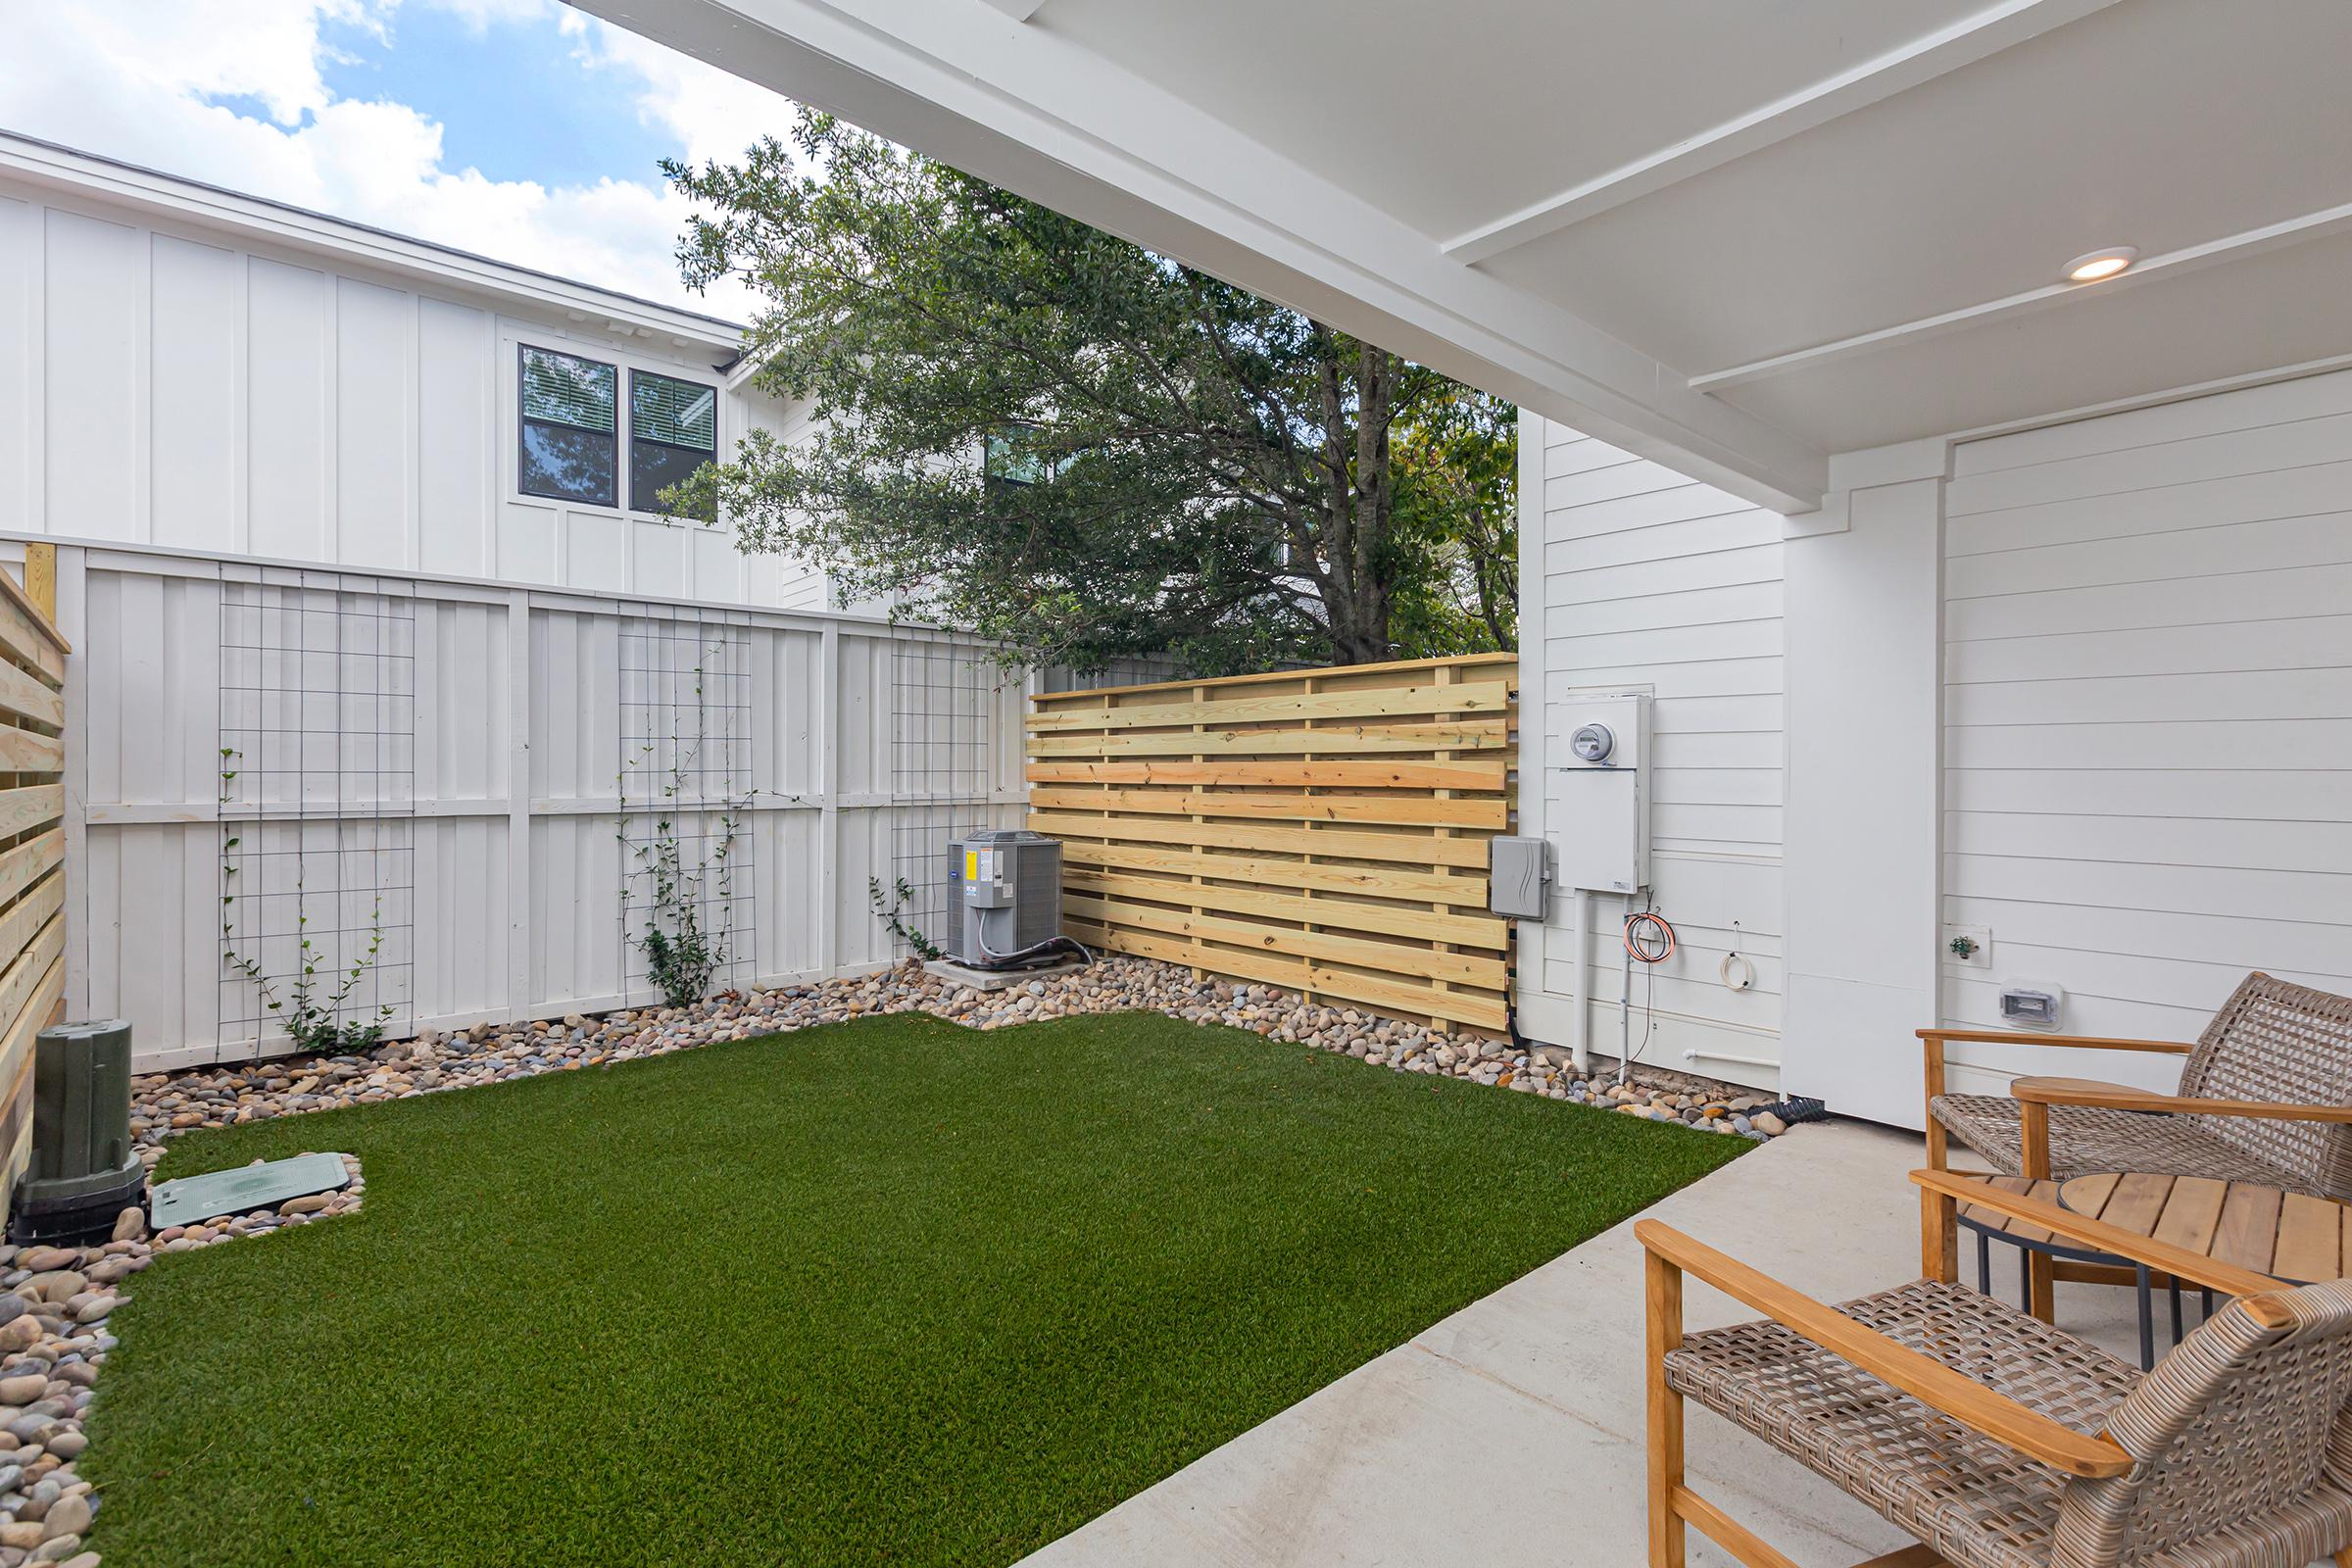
[620, 783, 747, 1007]
[218, 747, 396, 1054]
[619, 638, 752, 1008]
[868, 875, 943, 961]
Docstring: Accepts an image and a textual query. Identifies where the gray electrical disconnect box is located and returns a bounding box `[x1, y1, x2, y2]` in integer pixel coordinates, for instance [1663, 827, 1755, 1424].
[1488, 836, 1548, 920]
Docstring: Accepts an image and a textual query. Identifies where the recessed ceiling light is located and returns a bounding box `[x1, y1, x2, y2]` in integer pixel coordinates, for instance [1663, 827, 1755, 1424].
[2064, 247, 2138, 283]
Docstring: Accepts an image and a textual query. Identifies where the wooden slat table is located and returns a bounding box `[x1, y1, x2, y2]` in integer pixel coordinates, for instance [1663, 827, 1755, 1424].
[2054, 1171, 2347, 1365]
[2061, 1172, 2350, 1283]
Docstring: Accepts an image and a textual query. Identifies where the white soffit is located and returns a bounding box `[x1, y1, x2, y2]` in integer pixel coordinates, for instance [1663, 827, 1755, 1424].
[582, 0, 2352, 505]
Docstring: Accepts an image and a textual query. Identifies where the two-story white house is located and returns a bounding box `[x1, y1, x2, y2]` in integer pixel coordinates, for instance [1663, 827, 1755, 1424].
[0, 132, 826, 606]
[0, 133, 1032, 1070]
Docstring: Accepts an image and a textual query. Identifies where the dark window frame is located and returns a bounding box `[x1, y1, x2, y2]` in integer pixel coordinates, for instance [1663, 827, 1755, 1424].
[627, 368, 719, 518]
[984, 421, 1075, 493]
[516, 343, 619, 510]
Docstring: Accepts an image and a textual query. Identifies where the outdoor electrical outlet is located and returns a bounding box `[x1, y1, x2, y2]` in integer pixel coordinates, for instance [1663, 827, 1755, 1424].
[1943, 924, 1992, 969]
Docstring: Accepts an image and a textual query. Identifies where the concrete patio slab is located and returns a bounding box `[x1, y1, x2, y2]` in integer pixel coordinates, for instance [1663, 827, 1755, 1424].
[1021, 1117, 2146, 1568]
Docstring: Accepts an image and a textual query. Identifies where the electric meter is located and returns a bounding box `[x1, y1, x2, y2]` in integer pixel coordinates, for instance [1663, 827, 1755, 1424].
[1549, 695, 1649, 894]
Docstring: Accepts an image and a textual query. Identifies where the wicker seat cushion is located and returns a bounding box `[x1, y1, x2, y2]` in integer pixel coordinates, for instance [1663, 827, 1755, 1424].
[1931, 1095, 2302, 1189]
[1665, 1280, 2138, 1568]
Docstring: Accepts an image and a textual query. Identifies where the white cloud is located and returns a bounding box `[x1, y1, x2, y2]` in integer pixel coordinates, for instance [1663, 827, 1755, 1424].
[562, 11, 796, 172]
[0, 0, 783, 318]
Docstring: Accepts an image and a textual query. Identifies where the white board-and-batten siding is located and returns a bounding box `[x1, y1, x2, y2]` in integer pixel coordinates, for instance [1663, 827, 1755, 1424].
[0, 176, 827, 610]
[1516, 411, 1787, 1090]
[1937, 367, 2352, 1096]
[41, 542, 1023, 1072]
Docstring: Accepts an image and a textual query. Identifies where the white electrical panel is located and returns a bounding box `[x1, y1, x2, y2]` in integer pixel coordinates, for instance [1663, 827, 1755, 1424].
[1548, 693, 1650, 894]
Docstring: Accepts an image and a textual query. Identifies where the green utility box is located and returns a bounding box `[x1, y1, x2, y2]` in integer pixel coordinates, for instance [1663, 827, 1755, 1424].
[13, 1018, 145, 1243]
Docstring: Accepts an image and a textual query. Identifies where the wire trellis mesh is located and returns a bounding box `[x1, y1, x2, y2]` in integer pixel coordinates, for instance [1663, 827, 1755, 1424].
[216, 567, 416, 1054]
[883, 635, 1008, 958]
[616, 609, 756, 1004]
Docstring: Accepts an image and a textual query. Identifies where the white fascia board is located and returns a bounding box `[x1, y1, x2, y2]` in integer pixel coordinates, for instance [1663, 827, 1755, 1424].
[1826, 438, 1951, 493]
[0, 133, 746, 351]
[569, 0, 1828, 513]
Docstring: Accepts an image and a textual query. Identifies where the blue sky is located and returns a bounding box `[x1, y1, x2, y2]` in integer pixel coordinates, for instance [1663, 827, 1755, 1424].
[315, 4, 674, 191]
[0, 0, 793, 315]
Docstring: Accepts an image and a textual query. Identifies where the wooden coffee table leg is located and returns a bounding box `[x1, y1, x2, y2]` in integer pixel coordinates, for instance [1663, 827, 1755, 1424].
[2021, 1102, 2055, 1321]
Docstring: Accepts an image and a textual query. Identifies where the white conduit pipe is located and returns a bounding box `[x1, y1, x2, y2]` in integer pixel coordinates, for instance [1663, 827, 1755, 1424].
[1567, 889, 1590, 1075]
[1619, 907, 1635, 1086]
[1683, 1048, 1778, 1071]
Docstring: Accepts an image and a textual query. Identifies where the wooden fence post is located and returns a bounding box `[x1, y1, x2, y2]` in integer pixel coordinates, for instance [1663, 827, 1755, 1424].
[21, 546, 55, 623]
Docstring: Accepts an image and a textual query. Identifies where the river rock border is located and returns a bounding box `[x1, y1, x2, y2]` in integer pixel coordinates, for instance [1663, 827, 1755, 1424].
[133, 956, 1791, 1152]
[0, 1153, 363, 1568]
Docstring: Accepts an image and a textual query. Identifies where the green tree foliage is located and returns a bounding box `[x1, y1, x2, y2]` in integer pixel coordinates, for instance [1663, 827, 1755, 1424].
[1390, 385, 1518, 657]
[663, 111, 1514, 675]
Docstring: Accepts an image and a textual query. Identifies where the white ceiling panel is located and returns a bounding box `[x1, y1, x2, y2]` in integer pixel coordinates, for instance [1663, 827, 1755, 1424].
[590, 0, 2352, 500]
[1715, 228, 2352, 452]
[1033, 0, 1986, 243]
[1480, 0, 2352, 382]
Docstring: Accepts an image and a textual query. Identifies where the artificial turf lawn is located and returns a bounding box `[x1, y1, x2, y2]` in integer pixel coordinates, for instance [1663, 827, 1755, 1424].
[89, 1011, 1745, 1566]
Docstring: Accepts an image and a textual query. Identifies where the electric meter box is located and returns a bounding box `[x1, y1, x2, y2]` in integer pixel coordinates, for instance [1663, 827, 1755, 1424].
[1547, 692, 1651, 895]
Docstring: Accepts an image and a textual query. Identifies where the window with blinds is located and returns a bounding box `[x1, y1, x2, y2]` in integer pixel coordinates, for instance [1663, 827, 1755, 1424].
[629, 369, 718, 519]
[518, 346, 618, 508]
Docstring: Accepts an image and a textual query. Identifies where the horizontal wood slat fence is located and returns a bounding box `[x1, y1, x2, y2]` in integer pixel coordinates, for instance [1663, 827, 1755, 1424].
[1027, 653, 1516, 1033]
[0, 550, 68, 1218]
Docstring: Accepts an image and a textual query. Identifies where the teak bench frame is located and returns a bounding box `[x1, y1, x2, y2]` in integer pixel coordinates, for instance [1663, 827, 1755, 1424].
[1642, 1169, 2316, 1568]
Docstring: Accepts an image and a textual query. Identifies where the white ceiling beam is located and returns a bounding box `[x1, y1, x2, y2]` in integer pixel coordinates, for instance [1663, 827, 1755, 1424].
[570, 0, 1830, 511]
[979, 0, 1047, 21]
[1442, 0, 2125, 266]
[1688, 198, 2352, 394]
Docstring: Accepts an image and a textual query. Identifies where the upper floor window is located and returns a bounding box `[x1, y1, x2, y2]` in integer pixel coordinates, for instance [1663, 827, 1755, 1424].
[518, 346, 619, 508]
[984, 423, 1071, 491]
[517, 346, 721, 519]
[629, 369, 718, 520]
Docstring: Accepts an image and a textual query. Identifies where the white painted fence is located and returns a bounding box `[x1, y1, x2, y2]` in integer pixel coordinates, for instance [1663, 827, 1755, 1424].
[42, 540, 1027, 1070]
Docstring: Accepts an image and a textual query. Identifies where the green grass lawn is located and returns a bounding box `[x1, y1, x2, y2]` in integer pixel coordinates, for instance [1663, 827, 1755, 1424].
[90, 1011, 1744, 1566]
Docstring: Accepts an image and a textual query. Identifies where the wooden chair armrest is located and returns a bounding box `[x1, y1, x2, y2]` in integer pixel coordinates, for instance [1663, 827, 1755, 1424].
[1634, 1218, 2133, 1479]
[1917, 1028, 2194, 1054]
[1910, 1168, 2288, 1301]
[2009, 1076, 2352, 1123]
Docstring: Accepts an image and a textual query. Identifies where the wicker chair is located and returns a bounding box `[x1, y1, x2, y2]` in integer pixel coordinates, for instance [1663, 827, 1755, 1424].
[1642, 1170, 2352, 1568]
[1921, 974, 2352, 1303]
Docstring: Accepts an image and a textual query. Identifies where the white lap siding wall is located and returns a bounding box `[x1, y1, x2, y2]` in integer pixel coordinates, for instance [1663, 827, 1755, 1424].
[1516, 411, 1787, 1091]
[1936, 368, 2352, 1097]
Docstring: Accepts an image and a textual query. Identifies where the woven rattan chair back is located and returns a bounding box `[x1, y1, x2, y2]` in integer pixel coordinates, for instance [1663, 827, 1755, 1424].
[2051, 1282, 2352, 1568]
[2174, 973, 2352, 1202]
